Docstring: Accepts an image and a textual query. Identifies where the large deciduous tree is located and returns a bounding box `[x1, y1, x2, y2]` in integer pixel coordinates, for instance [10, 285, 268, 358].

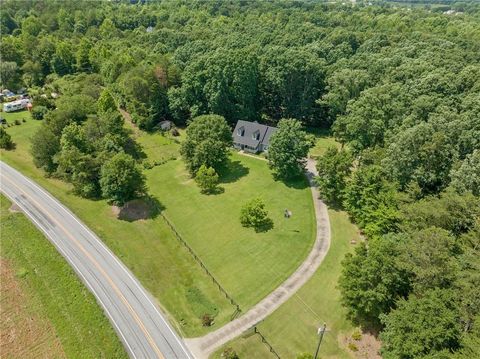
[268, 119, 313, 179]
[316, 147, 353, 204]
[180, 114, 232, 175]
[100, 152, 146, 206]
[31, 125, 61, 174]
[380, 289, 462, 359]
[339, 234, 411, 327]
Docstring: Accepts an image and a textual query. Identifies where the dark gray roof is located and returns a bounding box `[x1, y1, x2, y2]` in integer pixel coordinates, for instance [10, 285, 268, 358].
[262, 126, 277, 147]
[232, 120, 277, 149]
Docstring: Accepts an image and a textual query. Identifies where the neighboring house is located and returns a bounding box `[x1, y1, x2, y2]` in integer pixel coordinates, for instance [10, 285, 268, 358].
[3, 99, 31, 113]
[232, 120, 277, 153]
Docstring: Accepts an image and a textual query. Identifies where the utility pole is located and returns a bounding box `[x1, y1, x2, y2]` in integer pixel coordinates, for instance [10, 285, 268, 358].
[314, 323, 327, 359]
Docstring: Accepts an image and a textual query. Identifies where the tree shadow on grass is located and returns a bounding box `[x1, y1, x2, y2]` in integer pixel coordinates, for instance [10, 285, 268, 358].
[275, 173, 309, 190]
[253, 218, 274, 233]
[217, 160, 249, 184]
[201, 186, 225, 195]
[116, 195, 165, 222]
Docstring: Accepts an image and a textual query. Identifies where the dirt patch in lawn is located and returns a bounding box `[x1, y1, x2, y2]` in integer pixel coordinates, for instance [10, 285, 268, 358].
[341, 330, 382, 359]
[8, 203, 22, 213]
[112, 197, 163, 222]
[0, 259, 66, 359]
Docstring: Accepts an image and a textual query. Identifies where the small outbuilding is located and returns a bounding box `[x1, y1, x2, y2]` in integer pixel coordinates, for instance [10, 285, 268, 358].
[158, 120, 173, 131]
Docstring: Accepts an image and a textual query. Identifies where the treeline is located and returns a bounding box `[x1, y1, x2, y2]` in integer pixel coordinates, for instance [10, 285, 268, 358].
[3, 0, 478, 130]
[309, 1, 480, 358]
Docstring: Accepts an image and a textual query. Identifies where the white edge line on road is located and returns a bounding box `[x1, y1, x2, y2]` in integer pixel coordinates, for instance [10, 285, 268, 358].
[1, 162, 194, 359]
[0, 187, 138, 359]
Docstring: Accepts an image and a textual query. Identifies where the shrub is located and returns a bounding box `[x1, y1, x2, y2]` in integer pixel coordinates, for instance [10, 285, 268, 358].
[348, 343, 358, 352]
[352, 328, 362, 341]
[195, 164, 219, 194]
[221, 348, 239, 359]
[14, 119, 21, 125]
[240, 198, 273, 232]
[143, 161, 154, 170]
[202, 313, 214, 327]
[22, 118, 26, 122]
[171, 127, 179, 136]
[296, 353, 313, 359]
[31, 105, 48, 120]
[0, 127, 14, 149]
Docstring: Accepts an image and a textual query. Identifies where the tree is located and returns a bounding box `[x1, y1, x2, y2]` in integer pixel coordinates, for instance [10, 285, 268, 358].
[316, 147, 353, 204]
[319, 68, 370, 120]
[339, 234, 411, 327]
[100, 153, 146, 206]
[380, 289, 462, 359]
[450, 150, 480, 196]
[195, 165, 219, 194]
[180, 115, 232, 175]
[399, 227, 459, 292]
[30, 125, 60, 174]
[240, 198, 272, 232]
[399, 190, 480, 237]
[343, 165, 400, 237]
[0, 61, 19, 88]
[0, 128, 14, 150]
[168, 48, 259, 124]
[268, 119, 313, 179]
[382, 122, 457, 194]
[31, 106, 48, 120]
[259, 47, 326, 125]
[97, 89, 117, 114]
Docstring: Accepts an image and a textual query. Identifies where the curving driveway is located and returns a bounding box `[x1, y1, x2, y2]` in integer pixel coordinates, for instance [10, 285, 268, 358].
[186, 157, 331, 358]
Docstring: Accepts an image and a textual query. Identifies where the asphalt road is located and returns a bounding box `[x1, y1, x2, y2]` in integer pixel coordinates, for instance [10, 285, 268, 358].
[0, 161, 194, 359]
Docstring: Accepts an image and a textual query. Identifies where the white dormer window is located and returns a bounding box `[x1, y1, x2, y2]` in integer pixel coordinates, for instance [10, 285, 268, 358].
[252, 130, 260, 140]
[237, 127, 245, 136]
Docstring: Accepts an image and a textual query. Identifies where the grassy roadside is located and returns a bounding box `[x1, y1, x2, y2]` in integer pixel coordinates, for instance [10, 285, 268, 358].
[0, 194, 127, 358]
[212, 209, 360, 359]
[0, 115, 234, 336]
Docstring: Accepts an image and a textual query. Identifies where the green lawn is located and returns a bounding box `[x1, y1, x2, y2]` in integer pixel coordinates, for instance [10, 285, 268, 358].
[147, 152, 316, 308]
[0, 118, 316, 336]
[308, 128, 341, 159]
[212, 209, 360, 359]
[0, 194, 127, 358]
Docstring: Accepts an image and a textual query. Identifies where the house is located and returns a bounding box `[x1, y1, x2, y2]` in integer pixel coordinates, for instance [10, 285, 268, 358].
[3, 99, 31, 113]
[232, 120, 277, 153]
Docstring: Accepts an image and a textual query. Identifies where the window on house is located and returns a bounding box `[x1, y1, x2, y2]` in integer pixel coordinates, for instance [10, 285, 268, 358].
[237, 127, 245, 136]
[252, 130, 260, 140]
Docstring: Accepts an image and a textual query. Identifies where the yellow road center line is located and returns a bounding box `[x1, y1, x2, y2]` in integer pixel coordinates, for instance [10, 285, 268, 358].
[3, 175, 165, 359]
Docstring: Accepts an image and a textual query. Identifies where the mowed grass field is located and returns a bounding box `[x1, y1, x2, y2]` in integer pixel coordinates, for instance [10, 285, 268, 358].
[0, 114, 316, 336]
[147, 152, 316, 308]
[0, 195, 127, 358]
[212, 209, 360, 359]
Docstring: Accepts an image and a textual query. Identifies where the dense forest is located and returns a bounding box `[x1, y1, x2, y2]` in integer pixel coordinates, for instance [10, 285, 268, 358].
[1, 0, 479, 358]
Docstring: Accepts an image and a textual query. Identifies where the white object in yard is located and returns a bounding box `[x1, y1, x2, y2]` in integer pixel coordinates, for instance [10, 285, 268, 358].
[3, 99, 31, 113]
